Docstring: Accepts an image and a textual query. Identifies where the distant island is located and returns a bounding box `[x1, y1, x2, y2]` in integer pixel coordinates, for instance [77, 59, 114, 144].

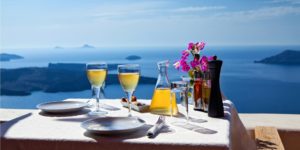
[0, 63, 156, 96]
[54, 46, 64, 49]
[125, 55, 142, 61]
[81, 44, 95, 48]
[0, 53, 24, 61]
[255, 50, 300, 65]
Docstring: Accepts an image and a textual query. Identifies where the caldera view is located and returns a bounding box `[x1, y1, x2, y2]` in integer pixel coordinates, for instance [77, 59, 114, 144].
[1, 0, 300, 150]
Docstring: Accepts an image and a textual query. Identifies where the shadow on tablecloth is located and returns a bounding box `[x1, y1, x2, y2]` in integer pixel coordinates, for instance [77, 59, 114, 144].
[0, 113, 32, 137]
[172, 122, 218, 134]
[55, 116, 92, 122]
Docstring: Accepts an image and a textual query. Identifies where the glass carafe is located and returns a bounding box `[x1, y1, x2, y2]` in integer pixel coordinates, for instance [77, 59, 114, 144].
[150, 60, 178, 116]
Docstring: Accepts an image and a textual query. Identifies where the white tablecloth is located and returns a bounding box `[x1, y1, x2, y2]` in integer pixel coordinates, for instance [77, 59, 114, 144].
[0, 99, 256, 150]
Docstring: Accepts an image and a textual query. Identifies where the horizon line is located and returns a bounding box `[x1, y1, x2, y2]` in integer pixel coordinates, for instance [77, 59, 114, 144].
[2, 44, 300, 50]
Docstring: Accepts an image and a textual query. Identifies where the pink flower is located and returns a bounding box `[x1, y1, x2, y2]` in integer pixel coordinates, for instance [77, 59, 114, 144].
[201, 64, 208, 72]
[188, 42, 194, 50]
[192, 42, 205, 54]
[173, 61, 180, 69]
[182, 62, 191, 72]
[201, 56, 208, 64]
[194, 42, 200, 54]
[200, 56, 208, 72]
[180, 59, 187, 66]
[181, 50, 189, 60]
[174, 50, 192, 71]
[174, 41, 211, 72]
[208, 56, 214, 61]
[173, 60, 190, 72]
[182, 49, 189, 55]
[190, 58, 200, 68]
[198, 42, 205, 50]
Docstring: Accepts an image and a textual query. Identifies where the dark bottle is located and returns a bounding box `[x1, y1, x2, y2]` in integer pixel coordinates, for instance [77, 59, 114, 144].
[208, 60, 224, 118]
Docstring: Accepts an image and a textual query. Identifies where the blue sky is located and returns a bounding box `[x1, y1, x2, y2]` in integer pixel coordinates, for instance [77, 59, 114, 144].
[1, 0, 300, 49]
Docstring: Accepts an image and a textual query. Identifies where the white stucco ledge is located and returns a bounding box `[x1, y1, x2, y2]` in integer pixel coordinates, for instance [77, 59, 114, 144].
[239, 113, 300, 131]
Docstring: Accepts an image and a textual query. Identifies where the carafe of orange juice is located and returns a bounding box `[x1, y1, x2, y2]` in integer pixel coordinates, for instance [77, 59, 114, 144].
[150, 60, 178, 116]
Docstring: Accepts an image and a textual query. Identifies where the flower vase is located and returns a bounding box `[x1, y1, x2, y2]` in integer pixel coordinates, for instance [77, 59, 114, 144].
[201, 71, 211, 112]
[193, 70, 202, 111]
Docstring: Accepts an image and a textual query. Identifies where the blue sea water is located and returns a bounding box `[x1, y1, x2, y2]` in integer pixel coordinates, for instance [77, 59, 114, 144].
[1, 45, 300, 114]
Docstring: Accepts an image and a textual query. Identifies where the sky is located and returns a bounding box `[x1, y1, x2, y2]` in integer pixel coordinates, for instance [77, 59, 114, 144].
[1, 0, 300, 49]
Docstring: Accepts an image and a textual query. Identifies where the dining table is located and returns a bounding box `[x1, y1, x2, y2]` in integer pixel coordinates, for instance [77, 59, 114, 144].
[0, 99, 256, 150]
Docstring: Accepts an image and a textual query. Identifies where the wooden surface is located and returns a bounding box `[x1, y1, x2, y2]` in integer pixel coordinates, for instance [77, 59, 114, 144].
[255, 126, 285, 150]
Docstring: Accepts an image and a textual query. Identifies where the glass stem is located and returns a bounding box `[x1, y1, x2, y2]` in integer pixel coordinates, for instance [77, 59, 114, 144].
[126, 91, 133, 117]
[185, 92, 189, 123]
[186, 110, 189, 123]
[93, 86, 101, 112]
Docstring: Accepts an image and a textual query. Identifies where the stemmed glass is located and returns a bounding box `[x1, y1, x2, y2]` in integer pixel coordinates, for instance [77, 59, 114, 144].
[181, 76, 193, 104]
[86, 62, 108, 116]
[171, 81, 189, 122]
[118, 64, 140, 117]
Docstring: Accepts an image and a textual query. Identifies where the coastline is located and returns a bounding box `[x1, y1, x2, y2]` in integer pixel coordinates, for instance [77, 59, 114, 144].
[1, 46, 300, 114]
[0, 63, 156, 96]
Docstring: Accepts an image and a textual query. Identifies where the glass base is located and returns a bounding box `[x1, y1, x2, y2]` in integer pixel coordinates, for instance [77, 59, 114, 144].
[171, 120, 189, 127]
[88, 110, 107, 116]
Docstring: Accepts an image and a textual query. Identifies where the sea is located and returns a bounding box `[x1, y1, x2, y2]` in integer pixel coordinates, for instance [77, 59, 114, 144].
[1, 45, 300, 114]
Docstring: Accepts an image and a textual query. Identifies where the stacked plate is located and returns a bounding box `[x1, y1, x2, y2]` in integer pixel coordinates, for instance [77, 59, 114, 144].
[81, 117, 146, 134]
[37, 101, 88, 113]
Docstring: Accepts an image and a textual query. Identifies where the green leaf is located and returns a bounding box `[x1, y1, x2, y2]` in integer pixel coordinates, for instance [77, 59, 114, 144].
[189, 79, 194, 86]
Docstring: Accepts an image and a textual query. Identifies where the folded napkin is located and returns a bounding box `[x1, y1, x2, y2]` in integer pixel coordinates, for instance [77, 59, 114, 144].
[147, 116, 165, 138]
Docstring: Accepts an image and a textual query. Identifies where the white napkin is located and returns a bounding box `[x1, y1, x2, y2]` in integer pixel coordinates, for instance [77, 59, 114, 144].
[147, 116, 165, 138]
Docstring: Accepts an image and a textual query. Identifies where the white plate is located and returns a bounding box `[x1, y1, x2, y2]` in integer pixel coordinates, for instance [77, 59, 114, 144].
[37, 101, 88, 113]
[81, 117, 146, 135]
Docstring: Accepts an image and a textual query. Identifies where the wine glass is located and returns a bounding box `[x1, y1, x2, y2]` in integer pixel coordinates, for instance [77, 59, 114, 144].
[171, 81, 189, 122]
[118, 64, 140, 117]
[181, 76, 193, 105]
[86, 62, 108, 116]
